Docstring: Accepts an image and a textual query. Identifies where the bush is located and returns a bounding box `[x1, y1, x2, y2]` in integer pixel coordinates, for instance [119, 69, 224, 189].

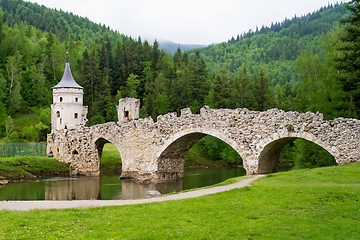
[9, 131, 20, 142]
[92, 115, 105, 125]
[21, 125, 39, 142]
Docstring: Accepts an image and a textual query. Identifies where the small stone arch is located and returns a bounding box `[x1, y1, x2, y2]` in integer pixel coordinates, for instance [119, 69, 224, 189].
[155, 128, 245, 179]
[258, 135, 335, 174]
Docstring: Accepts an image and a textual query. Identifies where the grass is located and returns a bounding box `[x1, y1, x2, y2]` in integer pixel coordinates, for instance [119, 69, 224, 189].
[161, 175, 254, 196]
[184, 141, 212, 167]
[0, 162, 359, 239]
[0, 156, 70, 180]
[100, 143, 122, 173]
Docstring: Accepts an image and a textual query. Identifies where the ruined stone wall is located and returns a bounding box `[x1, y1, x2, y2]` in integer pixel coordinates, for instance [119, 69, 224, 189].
[117, 98, 140, 124]
[47, 106, 360, 181]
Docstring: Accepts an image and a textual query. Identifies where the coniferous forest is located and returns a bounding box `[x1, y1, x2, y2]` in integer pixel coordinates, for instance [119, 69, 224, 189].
[0, 0, 359, 168]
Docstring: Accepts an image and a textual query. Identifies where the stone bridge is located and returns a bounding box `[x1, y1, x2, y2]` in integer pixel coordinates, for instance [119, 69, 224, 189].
[47, 104, 360, 182]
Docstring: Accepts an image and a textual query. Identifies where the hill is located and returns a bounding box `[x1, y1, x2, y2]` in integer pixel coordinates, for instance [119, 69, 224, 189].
[187, 3, 348, 87]
[0, 0, 357, 144]
[158, 40, 206, 55]
[0, 0, 126, 47]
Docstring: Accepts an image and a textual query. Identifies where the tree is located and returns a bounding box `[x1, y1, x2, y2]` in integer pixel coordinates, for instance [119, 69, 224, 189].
[253, 69, 273, 111]
[295, 51, 322, 112]
[170, 64, 192, 112]
[0, 12, 4, 46]
[238, 67, 256, 109]
[335, 0, 360, 117]
[190, 51, 209, 105]
[5, 116, 14, 139]
[152, 40, 160, 71]
[153, 92, 170, 117]
[126, 73, 140, 98]
[5, 53, 22, 114]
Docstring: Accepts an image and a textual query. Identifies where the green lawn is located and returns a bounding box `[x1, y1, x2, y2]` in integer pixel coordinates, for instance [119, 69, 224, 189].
[0, 156, 70, 180]
[0, 162, 359, 239]
[100, 143, 122, 173]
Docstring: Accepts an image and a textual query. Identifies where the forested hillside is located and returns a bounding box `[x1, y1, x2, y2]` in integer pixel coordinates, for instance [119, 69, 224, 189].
[186, 2, 359, 120]
[0, 0, 358, 169]
[0, 0, 125, 47]
[188, 3, 347, 87]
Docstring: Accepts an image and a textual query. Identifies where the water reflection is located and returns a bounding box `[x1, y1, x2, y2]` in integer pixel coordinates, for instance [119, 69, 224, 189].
[121, 179, 183, 200]
[44, 177, 101, 200]
[0, 168, 246, 201]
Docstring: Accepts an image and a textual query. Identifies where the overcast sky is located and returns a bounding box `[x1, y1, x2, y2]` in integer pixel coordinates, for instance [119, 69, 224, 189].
[28, 0, 345, 45]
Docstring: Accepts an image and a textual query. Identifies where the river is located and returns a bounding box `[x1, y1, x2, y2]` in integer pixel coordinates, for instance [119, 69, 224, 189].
[0, 168, 246, 201]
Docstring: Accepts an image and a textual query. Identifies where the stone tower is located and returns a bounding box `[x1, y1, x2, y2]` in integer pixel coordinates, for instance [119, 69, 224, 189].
[117, 98, 140, 124]
[51, 59, 88, 132]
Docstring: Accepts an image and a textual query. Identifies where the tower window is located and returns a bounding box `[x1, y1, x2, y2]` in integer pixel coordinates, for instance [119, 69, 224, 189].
[74, 113, 78, 119]
[60, 118, 62, 124]
[75, 97, 78, 102]
[60, 97, 63, 102]
[124, 111, 129, 118]
[56, 111, 60, 118]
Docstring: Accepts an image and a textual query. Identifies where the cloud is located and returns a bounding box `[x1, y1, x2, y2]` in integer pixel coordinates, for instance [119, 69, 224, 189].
[29, 0, 342, 45]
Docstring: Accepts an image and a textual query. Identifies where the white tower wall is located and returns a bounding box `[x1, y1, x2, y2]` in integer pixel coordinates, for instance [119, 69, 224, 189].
[51, 88, 88, 131]
[50, 62, 88, 132]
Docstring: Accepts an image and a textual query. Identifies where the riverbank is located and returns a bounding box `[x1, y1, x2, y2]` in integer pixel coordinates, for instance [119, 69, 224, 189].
[0, 156, 70, 184]
[0, 175, 262, 210]
[0, 162, 358, 239]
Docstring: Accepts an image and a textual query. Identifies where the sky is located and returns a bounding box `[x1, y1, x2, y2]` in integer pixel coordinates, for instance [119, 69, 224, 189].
[28, 0, 345, 45]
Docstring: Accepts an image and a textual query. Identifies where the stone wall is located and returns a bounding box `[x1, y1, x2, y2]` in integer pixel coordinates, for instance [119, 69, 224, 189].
[47, 106, 360, 182]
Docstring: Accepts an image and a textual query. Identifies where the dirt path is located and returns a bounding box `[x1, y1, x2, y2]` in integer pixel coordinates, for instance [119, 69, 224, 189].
[0, 175, 264, 211]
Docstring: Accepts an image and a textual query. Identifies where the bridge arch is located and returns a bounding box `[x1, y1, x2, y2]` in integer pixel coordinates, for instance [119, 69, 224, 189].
[94, 137, 123, 172]
[154, 128, 245, 179]
[258, 133, 335, 174]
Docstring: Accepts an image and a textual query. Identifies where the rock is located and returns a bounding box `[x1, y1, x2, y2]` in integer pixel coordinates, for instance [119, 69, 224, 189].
[146, 190, 161, 197]
[0, 180, 9, 185]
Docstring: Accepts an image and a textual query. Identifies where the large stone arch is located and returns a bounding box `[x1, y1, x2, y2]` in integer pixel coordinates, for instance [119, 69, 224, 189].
[154, 128, 245, 179]
[258, 132, 335, 174]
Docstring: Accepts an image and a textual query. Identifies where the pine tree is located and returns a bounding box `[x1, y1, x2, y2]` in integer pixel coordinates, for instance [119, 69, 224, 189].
[152, 40, 160, 71]
[113, 41, 126, 91]
[0, 12, 4, 46]
[190, 51, 209, 105]
[335, 0, 360, 117]
[238, 67, 256, 109]
[253, 69, 273, 111]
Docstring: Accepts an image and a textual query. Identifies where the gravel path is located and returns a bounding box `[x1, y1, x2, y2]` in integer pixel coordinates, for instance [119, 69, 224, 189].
[0, 175, 264, 211]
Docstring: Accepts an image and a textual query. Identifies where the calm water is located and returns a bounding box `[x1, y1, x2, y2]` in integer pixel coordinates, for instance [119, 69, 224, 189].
[0, 168, 246, 200]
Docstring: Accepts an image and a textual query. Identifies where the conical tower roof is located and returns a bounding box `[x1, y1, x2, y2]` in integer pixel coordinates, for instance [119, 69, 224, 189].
[52, 62, 83, 89]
